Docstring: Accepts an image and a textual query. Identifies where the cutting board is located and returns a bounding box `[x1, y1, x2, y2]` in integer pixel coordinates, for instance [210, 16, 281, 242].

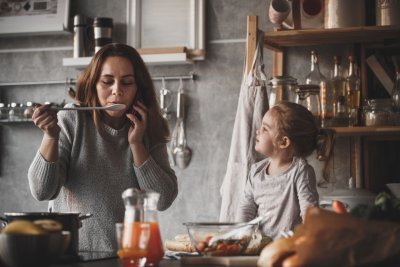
[181, 256, 259, 266]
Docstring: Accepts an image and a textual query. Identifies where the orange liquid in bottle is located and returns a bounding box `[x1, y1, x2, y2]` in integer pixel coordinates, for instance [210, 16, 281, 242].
[145, 222, 164, 266]
[118, 222, 149, 267]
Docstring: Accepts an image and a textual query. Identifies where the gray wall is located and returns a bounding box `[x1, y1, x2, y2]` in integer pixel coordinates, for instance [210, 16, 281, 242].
[0, 0, 351, 241]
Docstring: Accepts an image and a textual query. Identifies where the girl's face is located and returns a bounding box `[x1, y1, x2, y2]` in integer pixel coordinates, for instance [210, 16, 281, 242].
[96, 56, 137, 120]
[255, 110, 280, 157]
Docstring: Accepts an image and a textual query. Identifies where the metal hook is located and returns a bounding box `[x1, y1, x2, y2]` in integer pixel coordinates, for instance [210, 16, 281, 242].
[178, 77, 183, 93]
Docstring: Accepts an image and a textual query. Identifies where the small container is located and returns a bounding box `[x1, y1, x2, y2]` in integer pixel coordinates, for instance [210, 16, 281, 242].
[24, 102, 35, 119]
[363, 99, 393, 126]
[8, 102, 18, 121]
[295, 84, 321, 126]
[0, 103, 7, 120]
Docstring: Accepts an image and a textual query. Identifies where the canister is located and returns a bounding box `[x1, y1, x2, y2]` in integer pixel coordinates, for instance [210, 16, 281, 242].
[324, 0, 366, 28]
[267, 76, 297, 107]
[376, 0, 400, 26]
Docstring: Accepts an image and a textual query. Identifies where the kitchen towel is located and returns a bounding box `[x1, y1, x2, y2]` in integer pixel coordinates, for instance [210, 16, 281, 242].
[219, 30, 269, 222]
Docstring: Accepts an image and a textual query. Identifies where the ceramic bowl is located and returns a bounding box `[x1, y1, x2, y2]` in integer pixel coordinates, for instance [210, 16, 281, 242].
[183, 222, 257, 256]
[0, 231, 70, 267]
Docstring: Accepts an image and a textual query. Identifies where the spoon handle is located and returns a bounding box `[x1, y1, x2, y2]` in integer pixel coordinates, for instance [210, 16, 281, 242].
[51, 106, 104, 111]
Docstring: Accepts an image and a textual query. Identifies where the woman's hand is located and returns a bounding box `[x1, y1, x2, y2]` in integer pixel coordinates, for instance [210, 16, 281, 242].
[32, 104, 61, 139]
[126, 101, 148, 145]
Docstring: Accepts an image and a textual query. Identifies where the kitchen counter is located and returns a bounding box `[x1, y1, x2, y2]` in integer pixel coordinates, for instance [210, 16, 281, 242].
[52, 258, 223, 267]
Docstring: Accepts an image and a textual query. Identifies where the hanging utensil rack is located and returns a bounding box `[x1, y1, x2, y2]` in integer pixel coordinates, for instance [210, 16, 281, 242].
[0, 72, 196, 87]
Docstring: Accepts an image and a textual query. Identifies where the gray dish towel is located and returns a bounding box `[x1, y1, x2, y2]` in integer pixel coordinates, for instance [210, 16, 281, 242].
[219, 30, 269, 222]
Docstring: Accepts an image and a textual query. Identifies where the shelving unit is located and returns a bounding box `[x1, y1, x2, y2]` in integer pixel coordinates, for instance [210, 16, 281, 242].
[63, 47, 199, 68]
[246, 16, 400, 192]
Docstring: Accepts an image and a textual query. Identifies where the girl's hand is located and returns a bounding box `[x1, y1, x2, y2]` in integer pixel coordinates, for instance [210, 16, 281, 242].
[127, 101, 148, 145]
[32, 104, 61, 139]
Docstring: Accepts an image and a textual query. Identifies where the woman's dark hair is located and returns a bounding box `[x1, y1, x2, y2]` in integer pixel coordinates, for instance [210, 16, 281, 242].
[74, 43, 169, 145]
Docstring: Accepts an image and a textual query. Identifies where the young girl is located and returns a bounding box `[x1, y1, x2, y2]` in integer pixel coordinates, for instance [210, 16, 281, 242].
[238, 101, 327, 240]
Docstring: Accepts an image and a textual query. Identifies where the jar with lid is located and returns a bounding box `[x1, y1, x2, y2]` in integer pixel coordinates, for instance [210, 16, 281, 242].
[0, 103, 7, 120]
[296, 84, 321, 126]
[267, 76, 298, 107]
[362, 99, 393, 126]
[9, 102, 19, 121]
[23, 102, 35, 119]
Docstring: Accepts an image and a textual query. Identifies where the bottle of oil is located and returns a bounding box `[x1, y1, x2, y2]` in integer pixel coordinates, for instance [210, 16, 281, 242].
[330, 56, 348, 126]
[305, 50, 328, 127]
[345, 55, 361, 126]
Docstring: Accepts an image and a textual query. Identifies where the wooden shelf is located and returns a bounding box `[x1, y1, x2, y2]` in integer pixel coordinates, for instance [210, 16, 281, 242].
[264, 26, 400, 51]
[330, 126, 400, 137]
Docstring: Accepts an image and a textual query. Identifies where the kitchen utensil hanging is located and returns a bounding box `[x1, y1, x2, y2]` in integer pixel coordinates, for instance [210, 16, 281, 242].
[159, 77, 173, 120]
[171, 78, 192, 169]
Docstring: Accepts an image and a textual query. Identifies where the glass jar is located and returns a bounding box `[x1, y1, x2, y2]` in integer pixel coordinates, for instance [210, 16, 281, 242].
[267, 75, 298, 107]
[0, 103, 7, 120]
[296, 84, 322, 126]
[23, 102, 35, 119]
[363, 99, 393, 126]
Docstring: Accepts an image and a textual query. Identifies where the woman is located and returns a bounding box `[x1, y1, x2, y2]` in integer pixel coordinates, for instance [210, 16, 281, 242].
[28, 43, 178, 252]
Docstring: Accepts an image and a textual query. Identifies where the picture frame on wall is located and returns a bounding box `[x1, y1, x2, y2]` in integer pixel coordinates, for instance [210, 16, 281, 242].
[126, 0, 205, 63]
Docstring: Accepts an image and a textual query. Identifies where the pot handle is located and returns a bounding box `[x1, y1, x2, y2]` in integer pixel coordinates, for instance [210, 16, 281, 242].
[78, 213, 93, 221]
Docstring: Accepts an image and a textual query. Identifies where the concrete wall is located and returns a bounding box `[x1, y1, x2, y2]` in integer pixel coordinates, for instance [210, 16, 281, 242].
[0, 0, 351, 240]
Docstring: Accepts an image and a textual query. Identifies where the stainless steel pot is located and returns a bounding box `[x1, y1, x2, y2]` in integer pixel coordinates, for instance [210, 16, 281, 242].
[0, 212, 92, 257]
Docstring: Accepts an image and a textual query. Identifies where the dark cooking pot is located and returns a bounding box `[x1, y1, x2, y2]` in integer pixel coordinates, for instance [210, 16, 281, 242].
[0, 212, 92, 257]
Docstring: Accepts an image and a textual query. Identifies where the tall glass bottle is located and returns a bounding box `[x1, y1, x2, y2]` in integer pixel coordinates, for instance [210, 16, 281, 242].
[392, 70, 400, 112]
[143, 191, 164, 266]
[305, 50, 328, 127]
[345, 55, 361, 126]
[330, 56, 348, 126]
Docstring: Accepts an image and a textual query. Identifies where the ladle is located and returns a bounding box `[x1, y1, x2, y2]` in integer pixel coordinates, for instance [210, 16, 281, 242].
[50, 103, 126, 111]
[172, 79, 192, 169]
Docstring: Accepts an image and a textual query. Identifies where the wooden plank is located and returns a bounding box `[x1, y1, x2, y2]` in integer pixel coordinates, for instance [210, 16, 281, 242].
[331, 126, 400, 137]
[273, 51, 283, 76]
[137, 47, 187, 55]
[246, 16, 258, 75]
[264, 26, 400, 50]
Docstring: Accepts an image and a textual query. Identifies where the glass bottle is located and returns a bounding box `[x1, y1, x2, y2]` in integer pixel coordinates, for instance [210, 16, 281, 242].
[345, 55, 361, 126]
[295, 84, 321, 126]
[330, 56, 348, 126]
[143, 191, 164, 266]
[305, 50, 328, 127]
[392, 70, 400, 112]
[120, 188, 150, 267]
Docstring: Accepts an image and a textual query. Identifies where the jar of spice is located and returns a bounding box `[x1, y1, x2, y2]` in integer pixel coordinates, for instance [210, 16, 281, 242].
[23, 102, 35, 119]
[0, 103, 7, 120]
[363, 99, 393, 126]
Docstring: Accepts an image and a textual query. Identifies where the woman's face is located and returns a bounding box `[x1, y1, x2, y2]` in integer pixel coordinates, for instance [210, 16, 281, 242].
[255, 110, 279, 157]
[96, 56, 137, 119]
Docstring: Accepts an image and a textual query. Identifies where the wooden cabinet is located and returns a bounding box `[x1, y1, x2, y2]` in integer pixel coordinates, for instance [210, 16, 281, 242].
[246, 16, 400, 191]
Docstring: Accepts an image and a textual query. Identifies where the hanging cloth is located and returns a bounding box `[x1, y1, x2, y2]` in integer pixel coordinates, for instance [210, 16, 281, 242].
[219, 30, 269, 222]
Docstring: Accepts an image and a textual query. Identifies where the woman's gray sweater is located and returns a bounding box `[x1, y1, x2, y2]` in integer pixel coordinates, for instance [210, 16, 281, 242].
[28, 108, 178, 252]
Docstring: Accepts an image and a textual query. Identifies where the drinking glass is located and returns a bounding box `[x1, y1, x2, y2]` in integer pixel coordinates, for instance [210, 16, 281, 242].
[115, 222, 151, 267]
